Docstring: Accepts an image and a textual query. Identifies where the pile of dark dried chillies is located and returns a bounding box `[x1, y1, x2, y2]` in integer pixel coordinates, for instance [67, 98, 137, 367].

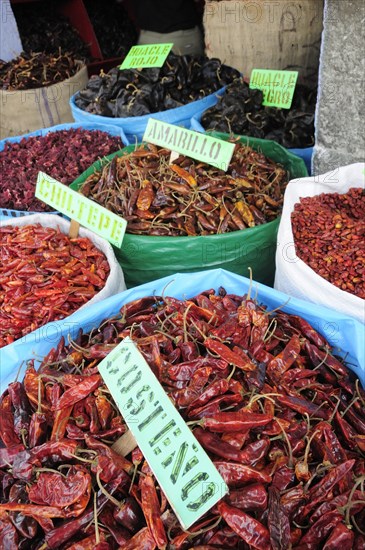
[79, 143, 289, 236]
[83, 0, 137, 59]
[12, 2, 90, 60]
[75, 54, 240, 118]
[0, 224, 110, 348]
[0, 52, 80, 90]
[1, 286, 364, 549]
[200, 79, 316, 149]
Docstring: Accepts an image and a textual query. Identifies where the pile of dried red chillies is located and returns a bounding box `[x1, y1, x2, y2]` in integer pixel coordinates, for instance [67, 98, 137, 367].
[0, 128, 124, 212]
[0, 224, 110, 348]
[1, 286, 364, 549]
[292, 187, 365, 299]
[79, 143, 289, 236]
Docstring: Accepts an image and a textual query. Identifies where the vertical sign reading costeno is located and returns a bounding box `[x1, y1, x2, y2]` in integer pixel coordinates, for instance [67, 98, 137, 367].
[249, 69, 298, 109]
[98, 337, 228, 529]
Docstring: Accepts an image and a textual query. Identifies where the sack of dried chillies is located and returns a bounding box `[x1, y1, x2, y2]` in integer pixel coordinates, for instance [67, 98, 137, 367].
[69, 53, 241, 143]
[275, 163, 365, 324]
[0, 122, 128, 220]
[0, 214, 126, 351]
[0, 269, 364, 549]
[70, 134, 307, 288]
[0, 58, 88, 140]
[190, 79, 316, 174]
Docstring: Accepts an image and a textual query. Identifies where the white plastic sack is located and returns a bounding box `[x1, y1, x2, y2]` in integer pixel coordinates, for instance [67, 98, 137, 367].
[275, 163, 365, 324]
[1, 213, 126, 314]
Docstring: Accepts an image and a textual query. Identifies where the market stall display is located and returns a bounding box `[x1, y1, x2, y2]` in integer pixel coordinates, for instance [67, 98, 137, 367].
[0, 124, 127, 213]
[191, 79, 316, 173]
[0, 269, 363, 548]
[74, 53, 239, 116]
[0, 214, 126, 349]
[200, 80, 315, 149]
[1, 1, 362, 547]
[275, 163, 365, 323]
[71, 135, 307, 287]
[70, 53, 241, 141]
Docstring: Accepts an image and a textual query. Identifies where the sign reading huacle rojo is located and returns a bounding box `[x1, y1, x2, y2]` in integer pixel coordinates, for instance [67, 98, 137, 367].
[120, 43, 173, 70]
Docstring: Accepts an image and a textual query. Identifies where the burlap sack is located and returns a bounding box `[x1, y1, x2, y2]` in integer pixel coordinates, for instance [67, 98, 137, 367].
[0, 63, 88, 139]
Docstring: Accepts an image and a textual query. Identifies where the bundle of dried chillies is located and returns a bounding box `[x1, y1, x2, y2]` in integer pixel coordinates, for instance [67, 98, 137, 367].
[0, 52, 81, 90]
[79, 143, 289, 236]
[292, 187, 365, 299]
[84, 0, 137, 59]
[0, 224, 110, 347]
[201, 78, 316, 149]
[0, 286, 364, 548]
[0, 128, 124, 212]
[75, 53, 240, 117]
[12, 2, 89, 60]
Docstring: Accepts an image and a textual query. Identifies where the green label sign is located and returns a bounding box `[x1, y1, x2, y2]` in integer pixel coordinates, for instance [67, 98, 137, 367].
[143, 119, 235, 171]
[249, 69, 298, 109]
[35, 172, 127, 248]
[120, 43, 173, 70]
[98, 337, 228, 529]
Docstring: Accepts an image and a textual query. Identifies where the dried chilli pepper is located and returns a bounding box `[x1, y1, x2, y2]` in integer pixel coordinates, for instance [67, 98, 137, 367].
[217, 501, 270, 549]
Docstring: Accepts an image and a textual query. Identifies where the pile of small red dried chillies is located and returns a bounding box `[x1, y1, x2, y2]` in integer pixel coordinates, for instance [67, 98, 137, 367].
[1, 287, 364, 549]
[0, 128, 124, 212]
[79, 143, 289, 236]
[0, 224, 110, 348]
[292, 187, 365, 299]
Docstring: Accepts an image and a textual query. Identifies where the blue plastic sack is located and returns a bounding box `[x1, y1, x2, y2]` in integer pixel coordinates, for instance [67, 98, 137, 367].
[70, 88, 226, 144]
[0, 122, 129, 221]
[190, 112, 313, 175]
[1, 269, 363, 394]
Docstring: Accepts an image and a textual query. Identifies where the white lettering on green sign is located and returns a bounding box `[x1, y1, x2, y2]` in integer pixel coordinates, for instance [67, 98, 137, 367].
[120, 43, 173, 70]
[249, 69, 298, 109]
[35, 172, 127, 248]
[143, 119, 235, 171]
[98, 337, 228, 529]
